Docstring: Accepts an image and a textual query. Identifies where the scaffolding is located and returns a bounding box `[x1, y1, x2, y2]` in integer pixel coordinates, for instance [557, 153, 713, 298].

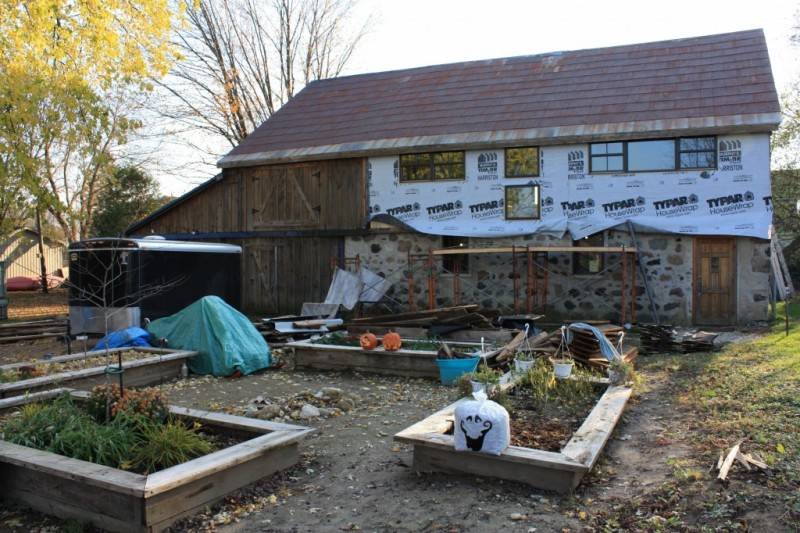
[335, 245, 641, 323]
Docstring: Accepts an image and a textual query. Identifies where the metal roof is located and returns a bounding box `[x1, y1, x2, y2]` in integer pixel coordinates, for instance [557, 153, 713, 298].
[218, 29, 781, 168]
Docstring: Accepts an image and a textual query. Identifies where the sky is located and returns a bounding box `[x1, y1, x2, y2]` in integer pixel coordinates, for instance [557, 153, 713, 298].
[156, 0, 800, 196]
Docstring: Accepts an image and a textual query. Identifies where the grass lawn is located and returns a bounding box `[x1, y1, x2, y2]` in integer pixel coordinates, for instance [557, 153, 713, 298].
[579, 304, 800, 531]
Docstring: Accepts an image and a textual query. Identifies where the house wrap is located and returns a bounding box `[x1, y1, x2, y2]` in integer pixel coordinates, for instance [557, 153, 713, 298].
[129, 29, 781, 326]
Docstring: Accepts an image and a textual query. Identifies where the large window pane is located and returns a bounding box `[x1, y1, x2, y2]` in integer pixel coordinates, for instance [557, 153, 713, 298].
[505, 147, 539, 177]
[628, 140, 675, 171]
[399, 151, 464, 182]
[678, 136, 716, 169]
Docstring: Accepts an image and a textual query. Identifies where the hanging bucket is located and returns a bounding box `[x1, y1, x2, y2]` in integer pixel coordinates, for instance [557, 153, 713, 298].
[436, 356, 480, 385]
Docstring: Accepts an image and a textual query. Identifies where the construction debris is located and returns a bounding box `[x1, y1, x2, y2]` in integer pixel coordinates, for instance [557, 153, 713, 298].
[637, 324, 719, 354]
[715, 441, 769, 482]
[0, 318, 68, 344]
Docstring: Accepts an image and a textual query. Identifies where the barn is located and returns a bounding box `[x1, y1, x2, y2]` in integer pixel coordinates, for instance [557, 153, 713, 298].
[126, 29, 783, 326]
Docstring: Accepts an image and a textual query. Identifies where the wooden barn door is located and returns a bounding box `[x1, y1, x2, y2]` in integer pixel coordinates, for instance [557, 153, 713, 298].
[247, 244, 283, 315]
[243, 238, 342, 316]
[693, 237, 736, 325]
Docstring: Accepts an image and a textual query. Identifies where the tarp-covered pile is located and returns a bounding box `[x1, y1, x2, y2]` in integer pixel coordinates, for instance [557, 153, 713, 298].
[147, 295, 271, 377]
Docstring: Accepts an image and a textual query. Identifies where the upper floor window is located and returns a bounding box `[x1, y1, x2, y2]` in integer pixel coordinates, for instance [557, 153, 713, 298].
[589, 136, 716, 174]
[505, 146, 540, 177]
[399, 151, 465, 182]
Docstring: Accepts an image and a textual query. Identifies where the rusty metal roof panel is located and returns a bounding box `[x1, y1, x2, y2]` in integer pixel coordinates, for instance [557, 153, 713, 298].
[219, 29, 780, 168]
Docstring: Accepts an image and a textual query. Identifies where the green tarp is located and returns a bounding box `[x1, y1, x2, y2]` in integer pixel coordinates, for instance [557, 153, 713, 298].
[146, 296, 271, 377]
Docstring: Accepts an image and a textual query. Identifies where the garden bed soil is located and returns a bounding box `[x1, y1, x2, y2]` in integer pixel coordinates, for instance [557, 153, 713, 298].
[0, 347, 197, 400]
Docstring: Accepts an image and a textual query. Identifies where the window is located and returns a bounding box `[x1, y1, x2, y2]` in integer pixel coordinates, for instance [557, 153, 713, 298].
[441, 236, 469, 273]
[573, 233, 604, 275]
[504, 184, 540, 220]
[590, 142, 624, 172]
[505, 147, 540, 177]
[399, 151, 465, 182]
[590, 136, 716, 173]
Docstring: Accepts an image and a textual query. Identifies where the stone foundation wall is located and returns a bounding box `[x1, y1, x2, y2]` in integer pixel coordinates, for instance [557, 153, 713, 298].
[346, 229, 771, 325]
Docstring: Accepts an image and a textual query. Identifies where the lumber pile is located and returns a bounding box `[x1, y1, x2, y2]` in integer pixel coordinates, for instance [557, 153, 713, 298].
[0, 319, 68, 344]
[563, 324, 637, 369]
[637, 324, 719, 354]
[346, 305, 493, 328]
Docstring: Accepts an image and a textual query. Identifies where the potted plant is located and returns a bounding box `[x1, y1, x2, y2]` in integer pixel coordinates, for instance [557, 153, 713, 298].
[466, 365, 502, 396]
[512, 351, 536, 375]
[552, 326, 574, 378]
[606, 357, 635, 385]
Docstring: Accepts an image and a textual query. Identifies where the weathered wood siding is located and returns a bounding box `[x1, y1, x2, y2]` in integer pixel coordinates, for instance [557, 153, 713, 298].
[131, 159, 365, 315]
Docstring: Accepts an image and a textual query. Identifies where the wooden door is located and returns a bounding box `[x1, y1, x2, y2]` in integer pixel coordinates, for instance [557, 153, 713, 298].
[246, 244, 282, 315]
[693, 237, 736, 325]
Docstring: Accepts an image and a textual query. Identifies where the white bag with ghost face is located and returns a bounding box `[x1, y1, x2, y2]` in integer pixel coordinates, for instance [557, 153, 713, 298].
[453, 389, 510, 455]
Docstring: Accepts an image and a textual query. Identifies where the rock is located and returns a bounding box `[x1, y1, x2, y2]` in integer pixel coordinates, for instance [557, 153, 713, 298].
[299, 404, 321, 419]
[320, 387, 343, 401]
[243, 404, 260, 417]
[336, 397, 356, 412]
[256, 404, 282, 420]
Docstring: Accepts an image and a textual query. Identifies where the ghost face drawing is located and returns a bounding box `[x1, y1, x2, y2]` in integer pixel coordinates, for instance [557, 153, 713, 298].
[460, 414, 493, 451]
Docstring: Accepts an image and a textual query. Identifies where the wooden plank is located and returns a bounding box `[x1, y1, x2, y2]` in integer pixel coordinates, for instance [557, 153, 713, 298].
[411, 445, 584, 494]
[718, 442, 742, 481]
[145, 444, 299, 530]
[561, 385, 633, 469]
[432, 246, 637, 255]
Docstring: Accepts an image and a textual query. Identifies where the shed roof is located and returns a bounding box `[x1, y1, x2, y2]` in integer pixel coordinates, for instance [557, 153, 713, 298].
[218, 29, 781, 168]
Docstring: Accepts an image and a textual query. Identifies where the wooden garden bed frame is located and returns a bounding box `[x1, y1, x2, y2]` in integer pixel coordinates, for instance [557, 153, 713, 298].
[394, 383, 633, 493]
[0, 347, 197, 399]
[0, 390, 314, 532]
[288, 336, 500, 378]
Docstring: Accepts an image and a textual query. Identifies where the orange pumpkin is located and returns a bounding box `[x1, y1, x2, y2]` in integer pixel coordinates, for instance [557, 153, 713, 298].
[360, 333, 378, 350]
[382, 332, 402, 351]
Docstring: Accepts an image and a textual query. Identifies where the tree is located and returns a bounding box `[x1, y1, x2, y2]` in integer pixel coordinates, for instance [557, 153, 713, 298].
[91, 165, 167, 237]
[0, 0, 182, 242]
[157, 0, 372, 148]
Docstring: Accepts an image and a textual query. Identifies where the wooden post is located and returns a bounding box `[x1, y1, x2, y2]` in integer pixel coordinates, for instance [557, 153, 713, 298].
[35, 210, 48, 295]
[527, 248, 533, 314]
[427, 251, 435, 310]
[621, 245, 627, 324]
[512, 245, 519, 314]
[407, 252, 415, 313]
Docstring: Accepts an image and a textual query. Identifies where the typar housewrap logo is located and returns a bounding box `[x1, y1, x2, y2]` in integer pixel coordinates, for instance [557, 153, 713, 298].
[383, 202, 421, 221]
[602, 197, 646, 219]
[427, 200, 463, 221]
[567, 150, 585, 179]
[718, 140, 742, 172]
[469, 198, 504, 220]
[477, 152, 499, 180]
[653, 194, 699, 217]
[706, 191, 755, 216]
[561, 197, 595, 219]
[542, 196, 555, 215]
[393, 160, 399, 179]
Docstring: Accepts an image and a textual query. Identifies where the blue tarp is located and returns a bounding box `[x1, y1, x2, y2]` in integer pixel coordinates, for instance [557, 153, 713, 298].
[93, 327, 152, 351]
[566, 323, 622, 361]
[146, 296, 271, 377]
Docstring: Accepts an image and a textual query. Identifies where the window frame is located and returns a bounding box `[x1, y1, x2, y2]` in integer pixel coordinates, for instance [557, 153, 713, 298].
[504, 146, 540, 178]
[572, 232, 605, 276]
[504, 184, 541, 220]
[441, 235, 469, 274]
[399, 150, 466, 182]
[589, 136, 717, 174]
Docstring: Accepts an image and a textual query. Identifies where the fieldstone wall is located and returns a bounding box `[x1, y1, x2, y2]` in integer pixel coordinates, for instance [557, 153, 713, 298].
[346, 229, 771, 325]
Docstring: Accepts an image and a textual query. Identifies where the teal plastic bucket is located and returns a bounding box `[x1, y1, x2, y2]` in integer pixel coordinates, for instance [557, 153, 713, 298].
[436, 356, 480, 385]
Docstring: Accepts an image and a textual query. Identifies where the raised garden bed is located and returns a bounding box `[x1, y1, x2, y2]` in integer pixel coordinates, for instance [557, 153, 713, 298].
[0, 390, 314, 532]
[0, 347, 197, 400]
[394, 382, 632, 494]
[288, 334, 496, 378]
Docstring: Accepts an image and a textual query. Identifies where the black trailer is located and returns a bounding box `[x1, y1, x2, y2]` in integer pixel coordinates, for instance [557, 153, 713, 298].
[68, 237, 241, 335]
